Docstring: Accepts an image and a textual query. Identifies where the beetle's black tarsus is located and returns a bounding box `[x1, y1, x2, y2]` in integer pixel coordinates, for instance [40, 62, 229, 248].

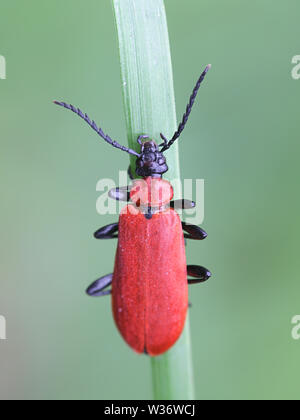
[86, 273, 113, 297]
[109, 186, 131, 202]
[187, 265, 211, 284]
[53, 101, 140, 157]
[182, 222, 207, 240]
[170, 199, 196, 210]
[94, 223, 119, 239]
[160, 65, 211, 152]
[128, 165, 135, 181]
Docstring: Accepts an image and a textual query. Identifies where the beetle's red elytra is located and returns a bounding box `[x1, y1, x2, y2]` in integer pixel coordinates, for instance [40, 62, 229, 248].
[54, 65, 212, 356]
[113, 205, 187, 355]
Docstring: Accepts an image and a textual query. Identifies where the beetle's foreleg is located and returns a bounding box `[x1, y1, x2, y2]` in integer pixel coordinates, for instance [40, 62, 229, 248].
[170, 199, 195, 210]
[128, 165, 135, 181]
[86, 273, 113, 297]
[94, 223, 119, 239]
[182, 222, 207, 240]
[187, 265, 211, 284]
[108, 186, 131, 202]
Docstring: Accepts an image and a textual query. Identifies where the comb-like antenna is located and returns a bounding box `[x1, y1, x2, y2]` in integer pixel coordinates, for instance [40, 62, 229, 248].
[161, 65, 211, 152]
[53, 101, 140, 157]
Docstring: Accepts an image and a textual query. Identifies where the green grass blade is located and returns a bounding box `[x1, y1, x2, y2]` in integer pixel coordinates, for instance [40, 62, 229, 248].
[112, 0, 195, 400]
[151, 315, 195, 400]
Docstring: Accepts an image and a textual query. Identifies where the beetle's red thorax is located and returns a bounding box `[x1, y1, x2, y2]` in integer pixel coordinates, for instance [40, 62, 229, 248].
[130, 177, 174, 209]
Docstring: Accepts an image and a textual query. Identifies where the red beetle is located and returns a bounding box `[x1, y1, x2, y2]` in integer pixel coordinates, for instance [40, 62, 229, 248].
[54, 65, 211, 356]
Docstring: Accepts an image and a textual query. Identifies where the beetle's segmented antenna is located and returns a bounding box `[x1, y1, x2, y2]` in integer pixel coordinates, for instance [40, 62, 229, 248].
[53, 101, 140, 157]
[161, 65, 211, 152]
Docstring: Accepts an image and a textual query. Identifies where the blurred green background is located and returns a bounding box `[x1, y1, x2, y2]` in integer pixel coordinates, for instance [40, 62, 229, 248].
[1, 0, 300, 400]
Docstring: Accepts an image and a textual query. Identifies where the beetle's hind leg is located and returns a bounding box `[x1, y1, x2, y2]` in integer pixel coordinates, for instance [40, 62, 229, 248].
[182, 222, 207, 240]
[94, 223, 119, 239]
[187, 265, 211, 284]
[86, 273, 113, 297]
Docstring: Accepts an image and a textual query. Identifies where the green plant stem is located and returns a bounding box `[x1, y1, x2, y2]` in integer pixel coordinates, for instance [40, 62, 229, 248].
[112, 0, 195, 400]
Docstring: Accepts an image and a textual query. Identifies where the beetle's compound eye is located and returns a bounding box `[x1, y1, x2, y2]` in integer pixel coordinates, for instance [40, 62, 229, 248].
[130, 178, 174, 207]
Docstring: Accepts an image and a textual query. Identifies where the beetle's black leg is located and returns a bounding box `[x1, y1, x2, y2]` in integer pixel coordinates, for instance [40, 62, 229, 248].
[170, 199, 196, 210]
[128, 165, 135, 181]
[108, 186, 131, 202]
[187, 265, 211, 284]
[94, 223, 119, 239]
[182, 221, 207, 240]
[86, 274, 113, 297]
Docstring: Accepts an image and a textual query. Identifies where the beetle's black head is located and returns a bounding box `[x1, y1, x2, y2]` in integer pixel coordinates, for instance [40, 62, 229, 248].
[135, 140, 168, 177]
